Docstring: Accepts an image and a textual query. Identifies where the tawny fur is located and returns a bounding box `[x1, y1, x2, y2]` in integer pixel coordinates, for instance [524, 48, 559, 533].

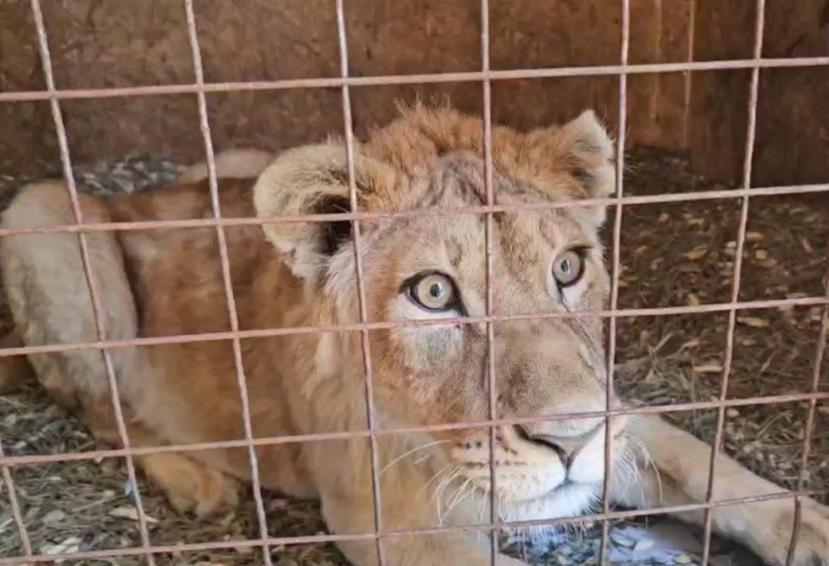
[1, 106, 826, 566]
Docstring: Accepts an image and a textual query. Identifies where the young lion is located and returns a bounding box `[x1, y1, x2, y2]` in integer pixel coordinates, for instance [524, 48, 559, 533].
[1, 106, 826, 565]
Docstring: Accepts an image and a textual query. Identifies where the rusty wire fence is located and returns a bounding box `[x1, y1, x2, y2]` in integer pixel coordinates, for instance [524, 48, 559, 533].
[0, 0, 828, 564]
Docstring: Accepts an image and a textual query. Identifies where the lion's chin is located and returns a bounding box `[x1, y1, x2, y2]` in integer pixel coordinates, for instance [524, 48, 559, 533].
[497, 481, 600, 524]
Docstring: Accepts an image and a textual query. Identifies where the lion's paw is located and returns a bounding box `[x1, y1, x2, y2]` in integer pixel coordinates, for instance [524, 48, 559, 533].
[772, 499, 829, 566]
[138, 452, 240, 519]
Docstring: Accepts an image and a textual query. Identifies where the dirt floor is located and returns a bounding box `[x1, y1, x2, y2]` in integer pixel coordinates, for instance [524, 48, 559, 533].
[0, 147, 827, 565]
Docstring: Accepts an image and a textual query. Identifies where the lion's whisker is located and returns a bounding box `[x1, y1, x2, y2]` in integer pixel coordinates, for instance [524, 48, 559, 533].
[380, 439, 450, 475]
[442, 477, 475, 523]
[418, 462, 454, 501]
[627, 432, 662, 503]
[433, 466, 464, 524]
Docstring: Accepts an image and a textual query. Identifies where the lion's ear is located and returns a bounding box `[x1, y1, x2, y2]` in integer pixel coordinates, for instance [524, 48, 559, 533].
[532, 110, 616, 225]
[253, 143, 395, 280]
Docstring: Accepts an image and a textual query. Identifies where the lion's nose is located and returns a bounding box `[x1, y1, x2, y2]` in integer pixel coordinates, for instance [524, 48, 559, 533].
[514, 422, 603, 469]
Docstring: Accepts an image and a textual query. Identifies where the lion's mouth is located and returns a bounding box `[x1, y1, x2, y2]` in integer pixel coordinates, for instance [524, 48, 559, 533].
[493, 480, 602, 522]
[499, 476, 599, 501]
[460, 466, 602, 504]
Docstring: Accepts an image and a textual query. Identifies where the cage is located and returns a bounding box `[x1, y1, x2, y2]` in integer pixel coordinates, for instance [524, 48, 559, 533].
[0, 0, 827, 565]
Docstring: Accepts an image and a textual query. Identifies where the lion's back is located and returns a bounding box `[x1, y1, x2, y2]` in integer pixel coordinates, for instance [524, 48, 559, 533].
[108, 179, 289, 338]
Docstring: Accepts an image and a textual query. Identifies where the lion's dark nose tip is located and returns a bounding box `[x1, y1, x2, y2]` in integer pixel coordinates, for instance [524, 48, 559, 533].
[514, 423, 600, 469]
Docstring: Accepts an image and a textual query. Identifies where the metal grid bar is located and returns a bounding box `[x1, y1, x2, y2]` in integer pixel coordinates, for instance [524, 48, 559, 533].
[27, 1, 157, 563]
[0, 295, 827, 360]
[599, 1, 631, 562]
[0, 182, 825, 240]
[0, 441, 31, 558]
[699, 2, 767, 564]
[0, 488, 824, 565]
[334, 1, 386, 563]
[181, 2, 273, 564]
[681, 0, 697, 147]
[479, 0, 500, 563]
[2, 56, 829, 103]
[0, 1, 826, 564]
[786, 258, 829, 564]
[2, 391, 828, 469]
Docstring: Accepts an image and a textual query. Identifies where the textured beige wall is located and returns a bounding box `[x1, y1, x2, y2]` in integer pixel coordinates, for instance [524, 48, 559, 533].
[0, 0, 827, 188]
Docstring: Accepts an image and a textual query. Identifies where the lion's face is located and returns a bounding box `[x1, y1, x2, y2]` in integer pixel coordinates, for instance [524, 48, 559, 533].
[255, 105, 628, 521]
[359, 155, 625, 522]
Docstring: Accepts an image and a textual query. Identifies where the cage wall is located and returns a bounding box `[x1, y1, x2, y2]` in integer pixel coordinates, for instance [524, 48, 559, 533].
[2, 0, 829, 188]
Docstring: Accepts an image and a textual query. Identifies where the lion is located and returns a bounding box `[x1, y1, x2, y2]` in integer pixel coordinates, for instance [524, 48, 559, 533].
[0, 105, 826, 565]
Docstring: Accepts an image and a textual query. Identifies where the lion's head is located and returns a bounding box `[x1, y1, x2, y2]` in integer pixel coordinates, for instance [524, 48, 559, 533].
[254, 105, 627, 523]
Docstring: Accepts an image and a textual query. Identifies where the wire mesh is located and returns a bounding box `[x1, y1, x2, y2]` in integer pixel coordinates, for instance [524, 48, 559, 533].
[698, 2, 767, 563]
[2, 57, 829, 104]
[0, 0, 827, 564]
[181, 1, 273, 563]
[479, 0, 500, 559]
[599, 0, 630, 562]
[334, 0, 386, 562]
[785, 258, 829, 565]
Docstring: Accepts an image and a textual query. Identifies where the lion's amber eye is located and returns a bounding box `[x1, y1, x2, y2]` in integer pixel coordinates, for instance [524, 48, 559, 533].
[410, 273, 456, 311]
[552, 249, 585, 287]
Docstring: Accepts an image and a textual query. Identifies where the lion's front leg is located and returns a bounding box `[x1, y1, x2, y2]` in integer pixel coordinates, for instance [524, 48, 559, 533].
[612, 414, 829, 566]
[309, 439, 525, 566]
[322, 492, 525, 566]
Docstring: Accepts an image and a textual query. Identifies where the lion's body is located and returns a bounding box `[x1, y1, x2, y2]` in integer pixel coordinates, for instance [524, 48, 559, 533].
[1, 109, 827, 565]
[1, 178, 328, 503]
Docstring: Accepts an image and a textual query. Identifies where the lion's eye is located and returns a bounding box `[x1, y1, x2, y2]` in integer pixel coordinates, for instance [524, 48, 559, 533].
[409, 273, 456, 311]
[552, 249, 585, 287]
